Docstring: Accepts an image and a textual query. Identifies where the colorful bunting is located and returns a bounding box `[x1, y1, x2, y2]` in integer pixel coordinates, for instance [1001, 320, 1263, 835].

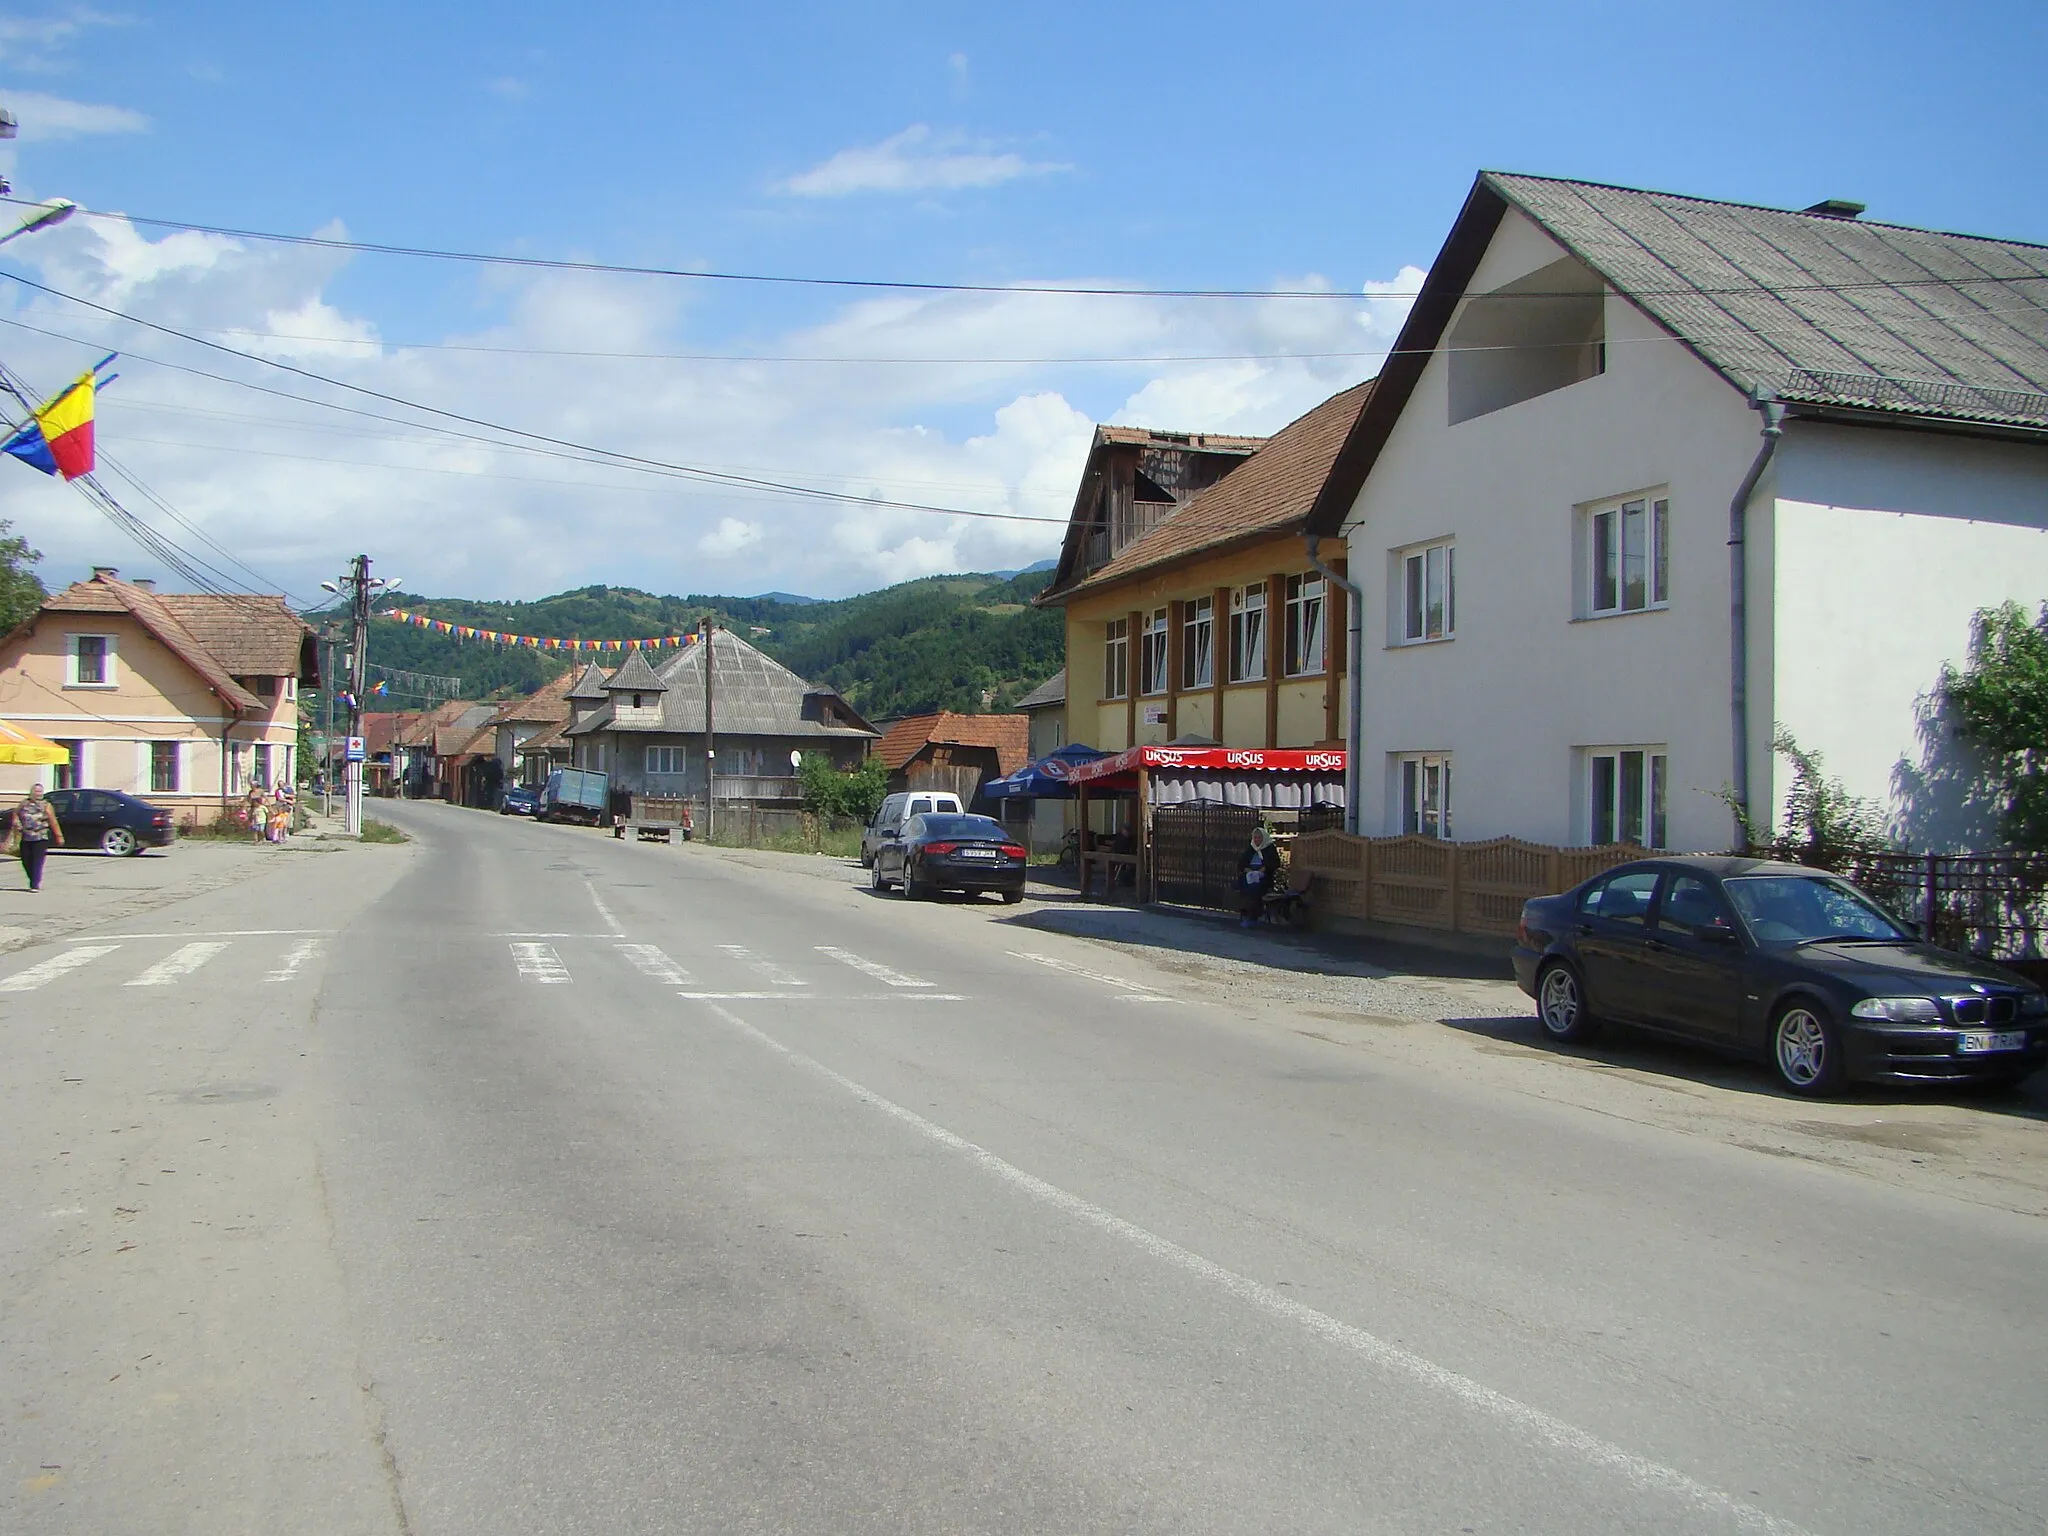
[381, 610, 699, 652]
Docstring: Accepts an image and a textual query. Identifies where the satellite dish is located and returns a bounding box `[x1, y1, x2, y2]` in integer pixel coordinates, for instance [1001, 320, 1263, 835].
[790, 749, 804, 769]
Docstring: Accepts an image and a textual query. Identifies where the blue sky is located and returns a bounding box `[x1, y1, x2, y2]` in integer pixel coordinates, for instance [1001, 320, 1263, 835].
[0, 0, 2041, 604]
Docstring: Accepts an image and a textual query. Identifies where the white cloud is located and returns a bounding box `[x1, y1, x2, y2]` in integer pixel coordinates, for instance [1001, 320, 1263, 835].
[3, 89, 147, 139]
[779, 124, 1066, 198]
[698, 517, 762, 557]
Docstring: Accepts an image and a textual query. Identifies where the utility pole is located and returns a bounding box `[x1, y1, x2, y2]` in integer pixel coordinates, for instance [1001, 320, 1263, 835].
[322, 628, 337, 818]
[320, 555, 399, 837]
[700, 618, 716, 843]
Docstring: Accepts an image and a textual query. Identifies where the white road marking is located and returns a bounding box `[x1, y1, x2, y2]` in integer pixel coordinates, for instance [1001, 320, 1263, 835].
[717, 945, 806, 986]
[125, 942, 228, 988]
[1007, 949, 1171, 1002]
[585, 880, 624, 936]
[69, 929, 330, 941]
[677, 991, 965, 1002]
[700, 1001, 1808, 1536]
[265, 937, 322, 983]
[617, 943, 694, 986]
[493, 931, 614, 939]
[814, 945, 932, 988]
[0, 944, 119, 992]
[510, 942, 571, 984]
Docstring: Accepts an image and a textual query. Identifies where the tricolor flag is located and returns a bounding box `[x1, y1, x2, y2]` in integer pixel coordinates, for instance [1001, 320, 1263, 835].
[2, 359, 112, 480]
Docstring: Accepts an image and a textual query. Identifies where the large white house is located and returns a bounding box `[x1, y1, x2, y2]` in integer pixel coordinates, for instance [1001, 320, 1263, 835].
[1304, 173, 2048, 853]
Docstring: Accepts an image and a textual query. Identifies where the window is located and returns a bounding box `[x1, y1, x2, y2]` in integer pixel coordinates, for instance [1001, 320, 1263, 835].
[1589, 747, 1667, 847]
[1588, 494, 1670, 615]
[1397, 753, 1452, 839]
[68, 634, 114, 687]
[285, 676, 297, 702]
[1181, 597, 1214, 689]
[1284, 574, 1326, 677]
[149, 741, 181, 795]
[52, 740, 82, 790]
[1103, 618, 1129, 700]
[253, 743, 273, 789]
[1400, 541, 1455, 643]
[1577, 868, 1659, 927]
[1229, 582, 1266, 682]
[1139, 607, 1170, 696]
[1658, 874, 1735, 936]
[646, 745, 686, 775]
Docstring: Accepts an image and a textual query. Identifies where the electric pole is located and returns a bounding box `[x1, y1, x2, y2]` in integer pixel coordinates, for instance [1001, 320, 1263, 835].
[320, 554, 399, 837]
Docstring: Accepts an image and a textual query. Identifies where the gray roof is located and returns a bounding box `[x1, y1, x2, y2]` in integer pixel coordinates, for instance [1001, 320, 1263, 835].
[566, 628, 878, 739]
[604, 650, 669, 693]
[1016, 669, 1066, 710]
[566, 662, 612, 701]
[1492, 173, 2048, 430]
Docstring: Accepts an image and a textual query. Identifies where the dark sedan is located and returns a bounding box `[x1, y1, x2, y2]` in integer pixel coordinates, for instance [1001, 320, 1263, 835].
[500, 785, 542, 817]
[1513, 856, 2048, 1095]
[30, 787, 175, 855]
[870, 812, 1027, 903]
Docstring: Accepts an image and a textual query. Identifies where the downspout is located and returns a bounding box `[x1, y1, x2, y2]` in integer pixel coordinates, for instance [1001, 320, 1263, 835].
[1728, 389, 1786, 849]
[1305, 536, 1364, 835]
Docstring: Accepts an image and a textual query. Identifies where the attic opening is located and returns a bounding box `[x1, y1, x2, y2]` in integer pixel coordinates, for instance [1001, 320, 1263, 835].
[1447, 255, 1606, 425]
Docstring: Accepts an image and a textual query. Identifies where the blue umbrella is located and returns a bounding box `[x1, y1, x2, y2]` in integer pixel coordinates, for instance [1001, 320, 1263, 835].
[983, 742, 1106, 800]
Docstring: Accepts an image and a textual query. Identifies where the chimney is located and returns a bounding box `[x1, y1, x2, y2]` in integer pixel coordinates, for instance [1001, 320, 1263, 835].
[91, 565, 119, 581]
[130, 577, 155, 592]
[1803, 199, 1866, 220]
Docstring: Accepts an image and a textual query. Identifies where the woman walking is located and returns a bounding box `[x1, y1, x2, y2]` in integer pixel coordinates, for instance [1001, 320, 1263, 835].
[8, 784, 65, 892]
[1237, 825, 1276, 929]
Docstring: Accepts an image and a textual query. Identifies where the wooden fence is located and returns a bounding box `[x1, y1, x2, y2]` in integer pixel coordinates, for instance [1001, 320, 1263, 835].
[1289, 831, 1651, 937]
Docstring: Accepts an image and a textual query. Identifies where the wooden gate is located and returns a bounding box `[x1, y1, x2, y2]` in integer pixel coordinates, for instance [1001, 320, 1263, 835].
[1151, 801, 1260, 909]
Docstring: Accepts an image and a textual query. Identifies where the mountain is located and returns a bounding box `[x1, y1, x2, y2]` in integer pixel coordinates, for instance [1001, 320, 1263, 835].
[347, 569, 1063, 718]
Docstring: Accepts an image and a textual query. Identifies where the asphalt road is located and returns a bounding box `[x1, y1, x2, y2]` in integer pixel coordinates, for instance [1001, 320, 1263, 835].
[5, 800, 2045, 1534]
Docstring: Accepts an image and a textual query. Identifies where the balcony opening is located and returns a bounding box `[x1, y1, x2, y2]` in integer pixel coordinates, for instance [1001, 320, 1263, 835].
[1447, 255, 1606, 425]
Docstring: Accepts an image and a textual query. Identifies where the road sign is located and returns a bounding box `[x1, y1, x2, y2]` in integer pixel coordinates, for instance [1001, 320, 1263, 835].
[344, 736, 366, 763]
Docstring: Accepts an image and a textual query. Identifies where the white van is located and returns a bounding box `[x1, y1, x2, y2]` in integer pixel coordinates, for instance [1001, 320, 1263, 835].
[861, 790, 963, 867]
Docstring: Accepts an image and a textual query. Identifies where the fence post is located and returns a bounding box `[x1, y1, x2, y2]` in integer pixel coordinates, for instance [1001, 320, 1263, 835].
[1924, 851, 1940, 938]
[1447, 840, 1464, 934]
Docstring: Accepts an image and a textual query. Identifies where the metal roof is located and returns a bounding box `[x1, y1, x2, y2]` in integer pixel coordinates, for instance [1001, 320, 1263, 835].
[566, 628, 877, 738]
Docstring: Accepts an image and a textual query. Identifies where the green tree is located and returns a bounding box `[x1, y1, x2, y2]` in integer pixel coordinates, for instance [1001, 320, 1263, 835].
[1941, 600, 2048, 851]
[0, 518, 45, 633]
[797, 751, 888, 823]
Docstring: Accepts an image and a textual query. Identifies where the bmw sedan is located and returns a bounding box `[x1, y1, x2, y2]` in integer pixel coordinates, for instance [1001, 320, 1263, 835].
[38, 787, 175, 855]
[1513, 856, 2048, 1095]
[870, 812, 1028, 903]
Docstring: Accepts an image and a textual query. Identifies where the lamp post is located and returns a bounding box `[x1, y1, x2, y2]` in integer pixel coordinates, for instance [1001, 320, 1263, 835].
[0, 198, 76, 249]
[321, 559, 401, 836]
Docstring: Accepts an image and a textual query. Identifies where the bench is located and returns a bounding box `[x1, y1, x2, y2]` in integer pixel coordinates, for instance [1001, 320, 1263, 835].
[1263, 873, 1313, 928]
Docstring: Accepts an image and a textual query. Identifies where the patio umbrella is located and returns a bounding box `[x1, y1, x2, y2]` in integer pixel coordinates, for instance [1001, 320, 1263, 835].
[0, 717, 70, 765]
[982, 742, 1107, 800]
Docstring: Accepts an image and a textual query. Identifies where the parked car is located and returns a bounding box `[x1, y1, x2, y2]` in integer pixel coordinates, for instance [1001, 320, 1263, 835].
[870, 812, 1026, 903]
[1513, 855, 2048, 1095]
[14, 788, 176, 855]
[501, 785, 542, 817]
[861, 791, 964, 867]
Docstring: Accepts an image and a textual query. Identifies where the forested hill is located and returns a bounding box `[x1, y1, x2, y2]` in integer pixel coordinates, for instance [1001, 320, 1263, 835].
[349, 569, 1063, 719]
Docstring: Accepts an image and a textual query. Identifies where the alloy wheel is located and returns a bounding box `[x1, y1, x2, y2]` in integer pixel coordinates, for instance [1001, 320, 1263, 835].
[1538, 965, 1584, 1039]
[1774, 1007, 1829, 1090]
[101, 827, 137, 856]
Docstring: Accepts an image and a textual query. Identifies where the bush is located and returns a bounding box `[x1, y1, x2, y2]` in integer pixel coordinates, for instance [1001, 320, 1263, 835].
[797, 752, 887, 825]
[1940, 601, 2048, 852]
[1740, 727, 1894, 865]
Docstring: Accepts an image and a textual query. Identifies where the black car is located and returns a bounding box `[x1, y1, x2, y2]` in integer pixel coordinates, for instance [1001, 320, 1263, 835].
[28, 788, 176, 855]
[870, 812, 1027, 903]
[500, 785, 542, 817]
[1513, 856, 2048, 1095]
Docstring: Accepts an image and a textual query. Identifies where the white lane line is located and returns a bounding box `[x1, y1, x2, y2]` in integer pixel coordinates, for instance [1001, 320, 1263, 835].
[617, 943, 694, 986]
[265, 937, 323, 984]
[718, 945, 807, 986]
[125, 942, 229, 988]
[585, 880, 624, 936]
[815, 945, 933, 988]
[677, 991, 965, 1002]
[700, 1001, 1807, 1536]
[1007, 949, 1171, 1002]
[70, 929, 330, 941]
[0, 944, 120, 992]
[493, 931, 614, 939]
[510, 942, 572, 984]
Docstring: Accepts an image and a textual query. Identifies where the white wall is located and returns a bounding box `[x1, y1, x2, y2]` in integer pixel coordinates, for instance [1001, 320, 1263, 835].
[1768, 423, 2048, 850]
[1340, 207, 1766, 850]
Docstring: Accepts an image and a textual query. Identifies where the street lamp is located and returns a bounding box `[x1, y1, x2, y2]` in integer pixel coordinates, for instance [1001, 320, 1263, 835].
[0, 199, 77, 249]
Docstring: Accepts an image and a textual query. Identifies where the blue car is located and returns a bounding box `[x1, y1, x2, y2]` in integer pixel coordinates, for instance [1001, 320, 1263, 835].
[500, 785, 542, 817]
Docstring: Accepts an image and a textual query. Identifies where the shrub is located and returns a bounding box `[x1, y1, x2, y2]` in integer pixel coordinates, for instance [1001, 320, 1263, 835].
[1940, 601, 2048, 852]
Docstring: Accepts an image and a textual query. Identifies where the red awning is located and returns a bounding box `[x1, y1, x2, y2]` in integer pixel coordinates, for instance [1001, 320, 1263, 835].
[1067, 744, 1346, 790]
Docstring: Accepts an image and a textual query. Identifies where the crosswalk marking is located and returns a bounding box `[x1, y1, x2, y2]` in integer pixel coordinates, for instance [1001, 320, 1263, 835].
[0, 944, 120, 993]
[617, 943, 694, 985]
[126, 942, 228, 988]
[1007, 949, 1170, 1002]
[510, 942, 571, 984]
[718, 945, 807, 986]
[266, 937, 322, 983]
[814, 946, 932, 989]
[677, 991, 966, 1002]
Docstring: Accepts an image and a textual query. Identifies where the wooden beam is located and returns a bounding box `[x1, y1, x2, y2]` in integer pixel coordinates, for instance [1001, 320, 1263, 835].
[1264, 573, 1285, 749]
[1212, 584, 1229, 741]
[1165, 598, 1182, 739]
[1126, 608, 1141, 747]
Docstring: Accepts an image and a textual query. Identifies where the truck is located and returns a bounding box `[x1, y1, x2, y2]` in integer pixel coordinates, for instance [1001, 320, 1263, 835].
[539, 767, 609, 826]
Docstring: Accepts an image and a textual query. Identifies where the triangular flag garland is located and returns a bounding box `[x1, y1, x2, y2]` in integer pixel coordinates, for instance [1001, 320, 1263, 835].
[381, 609, 700, 653]
[3, 353, 118, 481]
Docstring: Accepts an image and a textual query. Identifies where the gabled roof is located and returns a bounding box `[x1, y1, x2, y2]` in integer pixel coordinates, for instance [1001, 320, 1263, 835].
[396, 698, 477, 747]
[30, 574, 279, 713]
[490, 669, 575, 725]
[604, 649, 668, 693]
[1015, 669, 1065, 711]
[1044, 424, 1267, 597]
[875, 711, 1031, 777]
[565, 628, 878, 739]
[566, 662, 612, 701]
[154, 592, 317, 680]
[1054, 380, 1373, 598]
[1306, 171, 2048, 535]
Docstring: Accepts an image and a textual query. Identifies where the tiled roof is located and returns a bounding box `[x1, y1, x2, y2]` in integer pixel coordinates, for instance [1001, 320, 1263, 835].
[153, 592, 313, 678]
[875, 711, 1031, 777]
[396, 699, 477, 747]
[361, 711, 412, 755]
[1059, 380, 1374, 596]
[35, 575, 267, 712]
[604, 650, 668, 693]
[518, 718, 571, 753]
[1015, 669, 1065, 710]
[1090, 425, 1268, 451]
[565, 628, 878, 739]
[491, 670, 574, 725]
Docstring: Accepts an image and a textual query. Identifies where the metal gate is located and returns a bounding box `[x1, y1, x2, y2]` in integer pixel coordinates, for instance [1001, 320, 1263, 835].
[1151, 801, 1260, 909]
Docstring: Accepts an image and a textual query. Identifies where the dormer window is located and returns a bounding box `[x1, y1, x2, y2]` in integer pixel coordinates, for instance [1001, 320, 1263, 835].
[633, 693, 644, 708]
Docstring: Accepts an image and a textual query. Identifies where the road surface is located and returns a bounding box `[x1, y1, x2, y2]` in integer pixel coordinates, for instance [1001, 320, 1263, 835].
[5, 800, 2044, 1533]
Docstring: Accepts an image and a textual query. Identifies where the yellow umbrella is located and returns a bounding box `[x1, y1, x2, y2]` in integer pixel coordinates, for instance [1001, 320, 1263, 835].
[0, 717, 72, 766]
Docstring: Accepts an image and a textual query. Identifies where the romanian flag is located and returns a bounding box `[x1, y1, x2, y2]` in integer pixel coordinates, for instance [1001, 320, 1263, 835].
[3, 362, 108, 480]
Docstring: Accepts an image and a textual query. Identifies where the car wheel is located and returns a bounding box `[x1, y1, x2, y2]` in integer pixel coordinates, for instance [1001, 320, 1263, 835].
[1536, 962, 1599, 1043]
[860, 848, 875, 869]
[1771, 1000, 1844, 1097]
[101, 826, 138, 857]
[999, 889, 1022, 905]
[903, 864, 927, 900]
[870, 862, 888, 892]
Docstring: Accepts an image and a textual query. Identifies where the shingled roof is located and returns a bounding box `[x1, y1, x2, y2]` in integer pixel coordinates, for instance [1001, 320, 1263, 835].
[1015, 669, 1065, 711]
[566, 662, 612, 701]
[565, 628, 877, 739]
[490, 669, 575, 726]
[875, 711, 1031, 777]
[604, 650, 668, 693]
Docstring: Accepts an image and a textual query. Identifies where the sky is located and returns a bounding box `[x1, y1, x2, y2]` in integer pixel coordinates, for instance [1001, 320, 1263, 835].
[0, 0, 2041, 608]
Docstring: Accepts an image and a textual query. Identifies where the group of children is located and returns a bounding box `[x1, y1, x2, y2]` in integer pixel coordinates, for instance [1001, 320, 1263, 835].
[239, 781, 298, 844]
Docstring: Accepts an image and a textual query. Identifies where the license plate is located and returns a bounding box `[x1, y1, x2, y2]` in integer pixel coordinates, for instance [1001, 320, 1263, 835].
[1957, 1030, 2026, 1054]
[957, 848, 997, 860]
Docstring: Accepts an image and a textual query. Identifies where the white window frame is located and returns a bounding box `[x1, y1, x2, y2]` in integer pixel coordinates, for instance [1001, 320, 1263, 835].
[1586, 746, 1668, 847]
[1229, 582, 1267, 683]
[66, 633, 117, 688]
[645, 745, 685, 775]
[1139, 607, 1170, 696]
[1586, 492, 1670, 617]
[1396, 753, 1452, 839]
[1283, 574, 1326, 677]
[1181, 596, 1214, 690]
[1102, 618, 1129, 701]
[1398, 539, 1456, 644]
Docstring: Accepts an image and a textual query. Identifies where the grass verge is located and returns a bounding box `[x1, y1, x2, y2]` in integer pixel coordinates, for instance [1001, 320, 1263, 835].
[360, 818, 408, 844]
